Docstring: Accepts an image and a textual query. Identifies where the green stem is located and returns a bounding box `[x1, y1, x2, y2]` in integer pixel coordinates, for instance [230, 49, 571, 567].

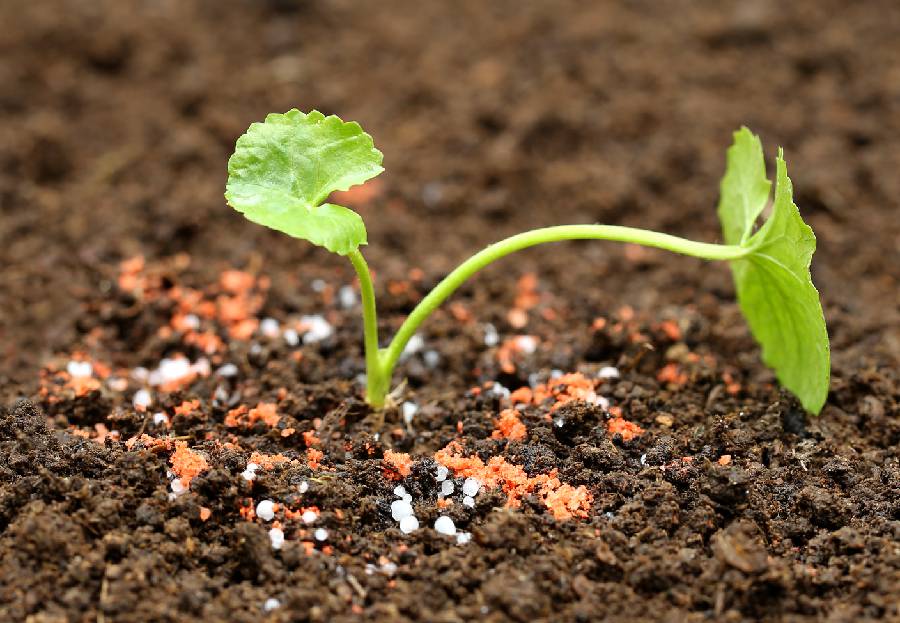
[353, 225, 748, 408]
[347, 250, 388, 408]
[379, 225, 748, 391]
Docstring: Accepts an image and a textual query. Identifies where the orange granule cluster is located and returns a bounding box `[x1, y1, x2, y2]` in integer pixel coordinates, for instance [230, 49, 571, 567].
[248, 451, 291, 470]
[508, 273, 540, 329]
[224, 402, 280, 428]
[435, 442, 592, 520]
[216, 270, 268, 340]
[173, 399, 200, 416]
[303, 430, 322, 447]
[170, 441, 210, 487]
[491, 408, 527, 441]
[607, 417, 644, 442]
[124, 434, 175, 451]
[531, 373, 599, 412]
[657, 363, 688, 387]
[496, 335, 539, 374]
[382, 450, 413, 480]
[307, 448, 324, 470]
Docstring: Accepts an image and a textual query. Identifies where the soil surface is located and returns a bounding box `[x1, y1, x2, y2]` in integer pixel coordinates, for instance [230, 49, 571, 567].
[1, 1, 899, 621]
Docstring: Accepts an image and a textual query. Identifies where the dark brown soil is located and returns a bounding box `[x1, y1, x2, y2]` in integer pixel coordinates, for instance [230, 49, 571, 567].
[1, 1, 898, 621]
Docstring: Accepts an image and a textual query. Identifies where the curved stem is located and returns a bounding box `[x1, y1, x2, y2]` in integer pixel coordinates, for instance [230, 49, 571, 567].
[380, 225, 748, 380]
[347, 250, 388, 407]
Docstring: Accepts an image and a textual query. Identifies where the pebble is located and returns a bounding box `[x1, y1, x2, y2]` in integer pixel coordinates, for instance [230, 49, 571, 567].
[399, 515, 419, 534]
[256, 500, 276, 522]
[391, 499, 414, 521]
[338, 285, 357, 308]
[436, 465, 449, 482]
[401, 402, 418, 425]
[483, 323, 499, 347]
[301, 509, 318, 524]
[402, 334, 425, 358]
[241, 463, 259, 482]
[300, 315, 334, 344]
[268, 527, 285, 550]
[263, 598, 281, 612]
[260, 317, 280, 338]
[598, 366, 620, 379]
[314, 528, 329, 541]
[462, 477, 481, 497]
[456, 532, 472, 545]
[66, 361, 93, 378]
[298, 481, 309, 494]
[216, 363, 239, 377]
[440, 480, 455, 497]
[434, 516, 456, 536]
[133, 389, 152, 410]
[283, 328, 300, 346]
[463, 496, 475, 508]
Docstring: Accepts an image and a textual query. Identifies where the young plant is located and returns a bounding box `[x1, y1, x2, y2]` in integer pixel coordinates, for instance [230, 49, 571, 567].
[225, 110, 830, 413]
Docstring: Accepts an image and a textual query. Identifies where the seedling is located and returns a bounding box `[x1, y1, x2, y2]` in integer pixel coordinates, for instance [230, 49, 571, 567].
[226, 110, 830, 413]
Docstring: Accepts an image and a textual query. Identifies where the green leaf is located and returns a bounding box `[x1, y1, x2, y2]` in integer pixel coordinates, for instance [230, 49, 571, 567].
[717, 127, 771, 245]
[225, 109, 383, 255]
[719, 130, 830, 414]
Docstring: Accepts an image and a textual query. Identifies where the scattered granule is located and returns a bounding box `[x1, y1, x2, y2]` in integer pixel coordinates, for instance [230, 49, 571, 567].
[66, 374, 102, 397]
[657, 363, 688, 386]
[302, 430, 322, 447]
[224, 405, 248, 427]
[607, 417, 644, 442]
[495, 335, 539, 374]
[449, 301, 472, 323]
[281, 428, 296, 437]
[183, 330, 224, 354]
[247, 451, 291, 469]
[249, 403, 279, 427]
[383, 450, 413, 480]
[239, 500, 256, 521]
[718, 455, 733, 466]
[530, 372, 605, 412]
[173, 399, 200, 416]
[306, 448, 324, 470]
[658, 319, 682, 341]
[722, 371, 741, 395]
[199, 507, 212, 522]
[124, 434, 175, 452]
[220, 270, 256, 294]
[491, 409, 527, 441]
[509, 387, 533, 405]
[434, 442, 592, 520]
[170, 441, 209, 487]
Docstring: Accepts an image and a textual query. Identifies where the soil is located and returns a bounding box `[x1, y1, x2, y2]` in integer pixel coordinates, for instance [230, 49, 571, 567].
[1, 0, 898, 621]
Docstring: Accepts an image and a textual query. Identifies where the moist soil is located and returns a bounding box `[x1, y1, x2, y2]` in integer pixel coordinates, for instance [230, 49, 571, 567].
[1, 1, 899, 621]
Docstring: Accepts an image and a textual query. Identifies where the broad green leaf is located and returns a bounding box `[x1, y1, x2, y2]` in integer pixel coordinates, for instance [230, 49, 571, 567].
[717, 127, 771, 245]
[225, 109, 383, 255]
[719, 131, 830, 414]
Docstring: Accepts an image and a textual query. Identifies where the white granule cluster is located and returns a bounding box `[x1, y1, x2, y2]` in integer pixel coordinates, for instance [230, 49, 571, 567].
[66, 361, 93, 378]
[483, 323, 499, 347]
[401, 402, 418, 425]
[256, 500, 276, 522]
[401, 334, 425, 360]
[260, 317, 280, 338]
[263, 598, 281, 612]
[338, 285, 357, 309]
[269, 527, 285, 550]
[598, 366, 620, 379]
[241, 462, 259, 481]
[132, 389, 152, 410]
[300, 314, 333, 344]
[440, 480, 454, 497]
[146, 357, 210, 387]
[434, 516, 456, 536]
[514, 335, 538, 355]
[390, 484, 419, 534]
[216, 363, 238, 377]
